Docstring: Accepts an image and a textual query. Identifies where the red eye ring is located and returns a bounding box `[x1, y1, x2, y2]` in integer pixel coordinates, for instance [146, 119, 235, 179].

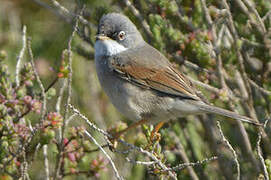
[118, 31, 126, 40]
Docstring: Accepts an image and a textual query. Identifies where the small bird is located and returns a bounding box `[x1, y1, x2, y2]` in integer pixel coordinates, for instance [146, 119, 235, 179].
[94, 13, 260, 137]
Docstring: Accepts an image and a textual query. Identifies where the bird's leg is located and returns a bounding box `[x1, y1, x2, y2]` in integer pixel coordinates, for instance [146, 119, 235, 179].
[150, 122, 165, 141]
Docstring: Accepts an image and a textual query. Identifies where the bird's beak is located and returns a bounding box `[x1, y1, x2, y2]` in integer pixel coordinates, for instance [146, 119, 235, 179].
[95, 34, 111, 41]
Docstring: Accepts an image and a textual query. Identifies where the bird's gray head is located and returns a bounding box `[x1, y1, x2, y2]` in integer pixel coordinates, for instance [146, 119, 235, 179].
[95, 13, 144, 57]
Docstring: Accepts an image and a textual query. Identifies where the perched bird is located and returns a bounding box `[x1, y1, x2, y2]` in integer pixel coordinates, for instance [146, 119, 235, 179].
[94, 13, 260, 138]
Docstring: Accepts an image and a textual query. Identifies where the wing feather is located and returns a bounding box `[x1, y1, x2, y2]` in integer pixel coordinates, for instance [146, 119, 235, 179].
[109, 44, 199, 100]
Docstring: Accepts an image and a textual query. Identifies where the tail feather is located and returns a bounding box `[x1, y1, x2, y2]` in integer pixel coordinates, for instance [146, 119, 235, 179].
[196, 103, 262, 126]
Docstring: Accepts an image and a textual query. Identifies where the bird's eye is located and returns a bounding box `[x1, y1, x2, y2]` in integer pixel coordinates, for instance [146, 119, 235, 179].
[118, 31, 126, 41]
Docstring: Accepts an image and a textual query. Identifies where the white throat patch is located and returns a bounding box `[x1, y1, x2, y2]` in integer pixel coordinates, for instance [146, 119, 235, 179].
[95, 39, 127, 58]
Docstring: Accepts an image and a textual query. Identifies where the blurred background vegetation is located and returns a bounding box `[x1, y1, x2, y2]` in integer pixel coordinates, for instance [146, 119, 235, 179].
[0, 0, 271, 179]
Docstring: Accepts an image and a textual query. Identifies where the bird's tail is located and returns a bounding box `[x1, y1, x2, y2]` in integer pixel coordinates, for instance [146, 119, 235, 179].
[194, 102, 262, 126]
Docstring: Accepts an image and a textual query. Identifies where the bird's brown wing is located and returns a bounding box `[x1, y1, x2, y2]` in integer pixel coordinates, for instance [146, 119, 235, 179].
[109, 44, 200, 100]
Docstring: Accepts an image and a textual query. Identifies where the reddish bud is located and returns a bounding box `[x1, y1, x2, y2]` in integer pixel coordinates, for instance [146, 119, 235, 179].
[23, 95, 32, 104]
[15, 160, 21, 167]
[63, 138, 69, 146]
[70, 168, 76, 174]
[68, 153, 76, 162]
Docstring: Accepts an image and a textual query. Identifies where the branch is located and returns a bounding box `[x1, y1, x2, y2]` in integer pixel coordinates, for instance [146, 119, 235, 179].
[54, 10, 80, 179]
[256, 119, 270, 180]
[50, 0, 94, 28]
[165, 156, 218, 172]
[200, 0, 227, 89]
[16, 26, 27, 87]
[27, 37, 47, 123]
[43, 145, 50, 180]
[216, 121, 240, 180]
[122, 0, 153, 41]
[84, 130, 123, 180]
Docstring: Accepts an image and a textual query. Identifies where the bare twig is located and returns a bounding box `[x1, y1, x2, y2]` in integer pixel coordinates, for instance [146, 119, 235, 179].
[165, 156, 218, 171]
[187, 76, 220, 95]
[248, 79, 271, 96]
[122, 0, 153, 41]
[43, 145, 50, 180]
[125, 158, 157, 166]
[242, 0, 266, 34]
[200, 0, 227, 89]
[241, 37, 264, 48]
[50, 0, 94, 28]
[84, 130, 123, 180]
[174, 55, 212, 74]
[54, 11, 80, 179]
[21, 148, 30, 180]
[56, 79, 67, 113]
[27, 37, 47, 123]
[256, 119, 270, 180]
[234, 0, 265, 35]
[65, 113, 76, 125]
[173, 0, 198, 32]
[44, 77, 58, 93]
[68, 104, 111, 137]
[32, 0, 71, 23]
[61, 16, 78, 142]
[33, 0, 96, 46]
[16, 26, 27, 87]
[169, 132, 199, 180]
[216, 121, 240, 180]
[263, 10, 271, 21]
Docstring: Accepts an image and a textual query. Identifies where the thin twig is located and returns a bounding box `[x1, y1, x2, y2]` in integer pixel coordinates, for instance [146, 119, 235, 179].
[54, 11, 80, 179]
[165, 156, 218, 171]
[21, 148, 30, 180]
[173, 0, 198, 32]
[122, 0, 153, 41]
[44, 77, 58, 93]
[174, 55, 212, 74]
[33, 0, 96, 48]
[56, 79, 67, 113]
[84, 130, 123, 180]
[65, 113, 77, 125]
[16, 26, 27, 87]
[187, 76, 220, 95]
[242, 0, 266, 34]
[125, 158, 157, 166]
[200, 0, 227, 89]
[43, 145, 50, 180]
[32, 0, 71, 23]
[263, 9, 271, 21]
[234, 0, 265, 35]
[168, 132, 199, 180]
[68, 104, 111, 137]
[50, 0, 94, 28]
[61, 11, 79, 139]
[248, 79, 271, 96]
[256, 119, 270, 180]
[216, 121, 240, 180]
[27, 37, 47, 123]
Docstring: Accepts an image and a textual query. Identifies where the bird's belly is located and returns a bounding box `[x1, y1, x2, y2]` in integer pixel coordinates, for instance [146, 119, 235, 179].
[95, 58, 142, 121]
[104, 80, 143, 121]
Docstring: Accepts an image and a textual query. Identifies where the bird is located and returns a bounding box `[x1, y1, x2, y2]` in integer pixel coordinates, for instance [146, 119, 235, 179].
[94, 13, 261, 139]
